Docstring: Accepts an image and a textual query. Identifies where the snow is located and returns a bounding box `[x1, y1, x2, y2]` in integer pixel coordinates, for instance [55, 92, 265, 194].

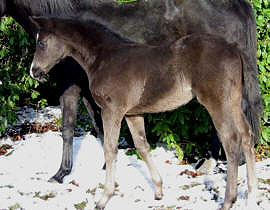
[16, 106, 62, 125]
[0, 107, 270, 210]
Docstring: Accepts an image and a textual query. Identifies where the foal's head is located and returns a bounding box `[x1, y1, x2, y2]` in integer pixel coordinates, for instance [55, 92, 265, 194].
[30, 17, 70, 81]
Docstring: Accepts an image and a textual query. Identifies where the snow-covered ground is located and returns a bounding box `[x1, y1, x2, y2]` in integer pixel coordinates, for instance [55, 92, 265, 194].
[0, 107, 270, 210]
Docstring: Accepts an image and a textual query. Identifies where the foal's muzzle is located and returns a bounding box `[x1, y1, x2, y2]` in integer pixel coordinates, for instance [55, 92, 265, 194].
[30, 66, 46, 82]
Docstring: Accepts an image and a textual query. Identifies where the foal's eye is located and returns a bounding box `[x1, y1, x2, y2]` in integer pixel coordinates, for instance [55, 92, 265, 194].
[38, 41, 46, 48]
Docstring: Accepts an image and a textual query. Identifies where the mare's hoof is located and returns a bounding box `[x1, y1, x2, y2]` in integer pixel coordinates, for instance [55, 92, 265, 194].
[102, 163, 106, 170]
[48, 176, 63, 184]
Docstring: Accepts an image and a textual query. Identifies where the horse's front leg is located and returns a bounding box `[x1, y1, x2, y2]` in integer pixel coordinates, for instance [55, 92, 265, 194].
[96, 109, 123, 209]
[49, 84, 80, 183]
[125, 115, 163, 200]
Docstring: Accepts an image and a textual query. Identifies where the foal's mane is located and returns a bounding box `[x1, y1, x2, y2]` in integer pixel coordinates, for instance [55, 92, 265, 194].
[83, 18, 134, 44]
[42, 16, 135, 46]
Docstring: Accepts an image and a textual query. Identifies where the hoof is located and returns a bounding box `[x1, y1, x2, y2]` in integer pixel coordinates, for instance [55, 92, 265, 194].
[48, 176, 63, 184]
[95, 204, 105, 210]
[220, 202, 233, 210]
[154, 192, 163, 200]
[102, 163, 106, 170]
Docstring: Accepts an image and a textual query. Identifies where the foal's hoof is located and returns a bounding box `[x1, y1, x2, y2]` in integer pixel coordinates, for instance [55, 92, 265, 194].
[220, 202, 233, 210]
[154, 192, 163, 200]
[95, 204, 105, 210]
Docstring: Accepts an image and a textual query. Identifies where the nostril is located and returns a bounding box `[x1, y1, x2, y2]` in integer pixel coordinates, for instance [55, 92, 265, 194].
[30, 67, 45, 81]
[31, 67, 38, 76]
[38, 71, 45, 78]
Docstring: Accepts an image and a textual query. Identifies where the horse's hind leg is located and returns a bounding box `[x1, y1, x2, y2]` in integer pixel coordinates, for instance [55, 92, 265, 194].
[82, 97, 105, 171]
[125, 115, 163, 200]
[82, 96, 104, 140]
[49, 84, 80, 183]
[233, 108, 258, 202]
[97, 109, 123, 209]
[200, 102, 241, 210]
[217, 118, 241, 210]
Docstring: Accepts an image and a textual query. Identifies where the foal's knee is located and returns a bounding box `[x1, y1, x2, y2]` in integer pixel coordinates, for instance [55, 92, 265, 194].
[135, 136, 150, 155]
[241, 130, 253, 147]
[221, 131, 241, 162]
[104, 142, 118, 161]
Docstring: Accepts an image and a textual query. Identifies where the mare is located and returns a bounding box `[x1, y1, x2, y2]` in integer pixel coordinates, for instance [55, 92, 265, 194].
[0, 0, 261, 182]
[30, 16, 258, 210]
[0, 0, 104, 183]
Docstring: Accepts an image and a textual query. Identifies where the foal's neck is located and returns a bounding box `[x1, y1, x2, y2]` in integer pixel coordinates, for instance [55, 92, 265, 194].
[69, 44, 98, 73]
[65, 19, 133, 72]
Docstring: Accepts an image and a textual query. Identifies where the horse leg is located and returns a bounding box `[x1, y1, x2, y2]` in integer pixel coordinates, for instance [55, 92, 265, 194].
[210, 128, 245, 165]
[82, 96, 104, 140]
[213, 113, 241, 210]
[82, 97, 106, 170]
[96, 109, 123, 209]
[233, 107, 258, 204]
[199, 94, 241, 210]
[49, 84, 80, 183]
[125, 115, 163, 200]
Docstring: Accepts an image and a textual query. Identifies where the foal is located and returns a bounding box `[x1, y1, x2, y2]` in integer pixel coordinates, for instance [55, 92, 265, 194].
[30, 17, 258, 210]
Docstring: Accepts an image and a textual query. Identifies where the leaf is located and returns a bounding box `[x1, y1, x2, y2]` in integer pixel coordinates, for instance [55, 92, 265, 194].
[31, 91, 40, 99]
[8, 203, 21, 210]
[74, 201, 88, 210]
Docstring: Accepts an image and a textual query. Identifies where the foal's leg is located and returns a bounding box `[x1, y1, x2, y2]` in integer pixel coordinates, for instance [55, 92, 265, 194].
[125, 115, 163, 200]
[97, 109, 123, 209]
[213, 114, 241, 210]
[200, 99, 241, 210]
[49, 84, 80, 183]
[233, 108, 258, 201]
[82, 96, 104, 140]
[82, 97, 106, 170]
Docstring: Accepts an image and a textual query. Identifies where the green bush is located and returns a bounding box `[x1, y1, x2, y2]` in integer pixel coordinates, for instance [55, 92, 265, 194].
[0, 17, 47, 135]
[252, 0, 270, 144]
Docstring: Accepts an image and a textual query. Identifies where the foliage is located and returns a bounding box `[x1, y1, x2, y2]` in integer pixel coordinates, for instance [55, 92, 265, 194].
[144, 100, 212, 160]
[74, 200, 88, 210]
[115, 0, 137, 2]
[251, 0, 270, 144]
[0, 17, 47, 136]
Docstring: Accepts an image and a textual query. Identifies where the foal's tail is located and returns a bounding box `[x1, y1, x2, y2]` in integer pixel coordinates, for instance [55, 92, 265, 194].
[240, 51, 262, 144]
[235, 0, 263, 144]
